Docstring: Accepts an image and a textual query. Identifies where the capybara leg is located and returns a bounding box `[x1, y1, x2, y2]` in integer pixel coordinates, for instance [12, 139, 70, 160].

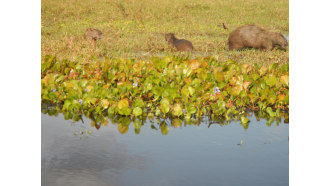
[262, 41, 273, 51]
[228, 43, 242, 51]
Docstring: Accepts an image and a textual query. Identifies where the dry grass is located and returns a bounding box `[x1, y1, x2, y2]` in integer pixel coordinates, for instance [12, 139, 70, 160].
[41, 0, 289, 64]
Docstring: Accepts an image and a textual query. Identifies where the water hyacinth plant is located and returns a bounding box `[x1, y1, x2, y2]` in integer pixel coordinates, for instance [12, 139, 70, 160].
[41, 55, 289, 128]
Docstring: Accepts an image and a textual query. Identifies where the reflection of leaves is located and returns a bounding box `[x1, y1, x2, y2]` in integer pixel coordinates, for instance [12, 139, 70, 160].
[160, 122, 169, 135]
[241, 122, 249, 130]
[151, 124, 158, 130]
[118, 117, 131, 126]
[240, 116, 249, 124]
[171, 118, 182, 128]
[134, 128, 140, 134]
[266, 117, 275, 127]
[133, 120, 142, 129]
[240, 116, 249, 130]
[266, 107, 275, 117]
[118, 124, 129, 134]
[102, 119, 109, 126]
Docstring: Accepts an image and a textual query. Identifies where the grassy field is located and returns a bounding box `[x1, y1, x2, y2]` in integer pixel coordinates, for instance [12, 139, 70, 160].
[41, 0, 289, 64]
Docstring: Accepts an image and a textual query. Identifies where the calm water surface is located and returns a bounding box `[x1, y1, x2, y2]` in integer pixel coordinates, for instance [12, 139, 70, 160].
[42, 113, 288, 186]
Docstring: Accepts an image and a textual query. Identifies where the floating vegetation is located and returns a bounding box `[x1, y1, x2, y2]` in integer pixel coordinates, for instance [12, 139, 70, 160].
[41, 55, 289, 130]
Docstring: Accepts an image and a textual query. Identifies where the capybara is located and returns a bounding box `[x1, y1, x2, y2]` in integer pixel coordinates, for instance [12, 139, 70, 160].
[165, 33, 194, 52]
[228, 25, 288, 51]
[84, 28, 102, 41]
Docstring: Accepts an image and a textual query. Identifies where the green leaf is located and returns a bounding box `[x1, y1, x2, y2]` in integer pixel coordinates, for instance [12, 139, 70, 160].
[188, 86, 195, 96]
[108, 105, 116, 115]
[214, 71, 225, 82]
[146, 83, 153, 91]
[266, 107, 275, 117]
[118, 99, 129, 110]
[155, 108, 161, 116]
[63, 100, 71, 111]
[120, 107, 131, 116]
[133, 107, 142, 116]
[266, 75, 277, 87]
[252, 73, 260, 81]
[240, 116, 249, 124]
[160, 98, 170, 114]
[41, 55, 55, 72]
[172, 103, 183, 117]
[187, 105, 197, 114]
[181, 86, 190, 98]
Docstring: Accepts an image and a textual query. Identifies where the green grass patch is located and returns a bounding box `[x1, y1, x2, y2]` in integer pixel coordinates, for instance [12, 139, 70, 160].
[42, 0, 288, 63]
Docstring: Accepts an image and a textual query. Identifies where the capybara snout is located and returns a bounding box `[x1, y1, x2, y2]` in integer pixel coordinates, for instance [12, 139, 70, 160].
[276, 33, 288, 50]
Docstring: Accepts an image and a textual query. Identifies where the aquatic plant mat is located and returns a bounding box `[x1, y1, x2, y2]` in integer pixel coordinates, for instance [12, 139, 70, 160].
[41, 55, 289, 127]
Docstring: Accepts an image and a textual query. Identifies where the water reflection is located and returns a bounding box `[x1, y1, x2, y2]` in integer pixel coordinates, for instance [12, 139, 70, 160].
[42, 104, 288, 136]
[42, 114, 148, 186]
[42, 106, 288, 186]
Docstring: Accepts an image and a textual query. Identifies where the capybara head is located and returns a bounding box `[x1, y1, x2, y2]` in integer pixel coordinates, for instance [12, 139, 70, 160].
[273, 33, 288, 50]
[165, 33, 176, 44]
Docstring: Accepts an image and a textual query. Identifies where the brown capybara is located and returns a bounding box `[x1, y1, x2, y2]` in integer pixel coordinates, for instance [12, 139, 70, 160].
[84, 28, 102, 41]
[165, 33, 194, 52]
[228, 25, 288, 51]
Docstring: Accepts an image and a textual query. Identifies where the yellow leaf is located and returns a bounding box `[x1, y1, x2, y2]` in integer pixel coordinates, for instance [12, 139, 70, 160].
[188, 59, 200, 70]
[101, 99, 110, 109]
[86, 85, 93, 92]
[259, 66, 268, 76]
[118, 99, 129, 110]
[243, 81, 252, 90]
[280, 75, 289, 87]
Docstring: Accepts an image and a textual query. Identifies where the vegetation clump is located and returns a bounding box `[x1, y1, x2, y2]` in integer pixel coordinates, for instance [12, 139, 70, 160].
[41, 55, 289, 126]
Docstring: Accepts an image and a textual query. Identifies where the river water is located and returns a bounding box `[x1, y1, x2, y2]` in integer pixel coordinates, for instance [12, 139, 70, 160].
[42, 113, 288, 186]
